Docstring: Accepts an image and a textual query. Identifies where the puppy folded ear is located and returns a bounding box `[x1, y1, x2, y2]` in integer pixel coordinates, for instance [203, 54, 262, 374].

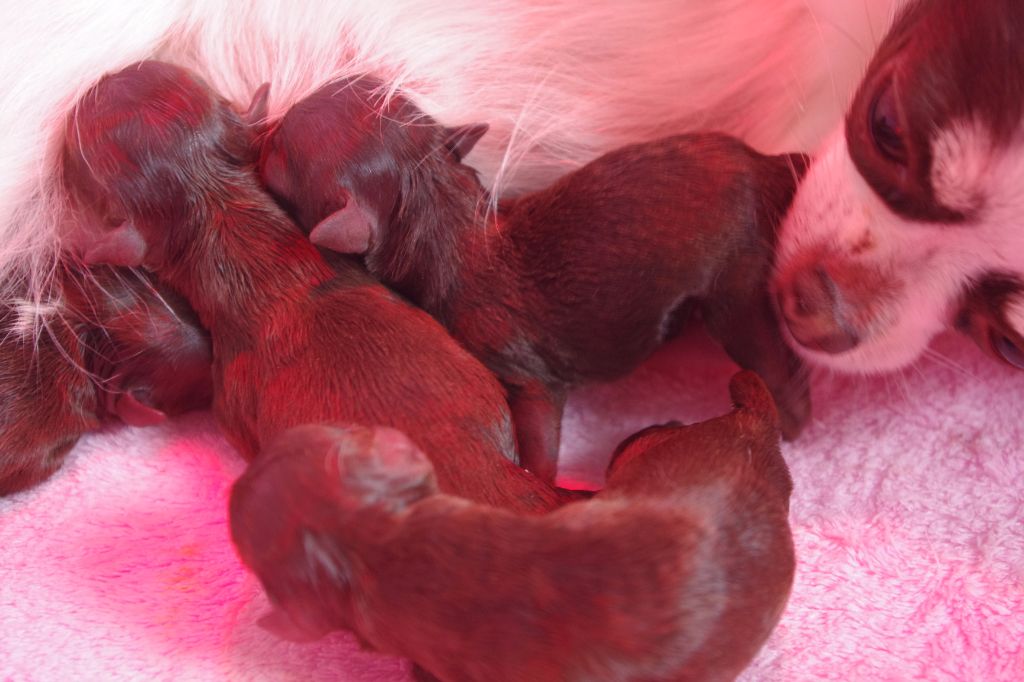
[308, 195, 376, 254]
[82, 221, 147, 267]
[257, 608, 327, 643]
[241, 83, 271, 129]
[443, 123, 489, 161]
[109, 390, 167, 427]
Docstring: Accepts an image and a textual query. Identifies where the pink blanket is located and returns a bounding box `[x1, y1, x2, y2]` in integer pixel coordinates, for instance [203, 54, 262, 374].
[1, 326, 1020, 680]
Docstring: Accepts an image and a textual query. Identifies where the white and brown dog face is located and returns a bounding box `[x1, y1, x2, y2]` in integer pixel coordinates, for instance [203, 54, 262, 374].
[774, 0, 1024, 373]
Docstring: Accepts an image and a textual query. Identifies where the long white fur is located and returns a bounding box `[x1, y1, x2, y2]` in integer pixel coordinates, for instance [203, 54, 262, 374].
[1, 0, 896, 321]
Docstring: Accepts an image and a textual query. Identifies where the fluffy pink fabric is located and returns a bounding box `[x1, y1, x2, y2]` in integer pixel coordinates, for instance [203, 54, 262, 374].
[1, 328, 1020, 680]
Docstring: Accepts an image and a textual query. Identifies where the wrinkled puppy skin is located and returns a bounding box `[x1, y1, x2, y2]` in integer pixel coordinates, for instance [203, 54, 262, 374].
[60, 60, 578, 512]
[230, 371, 795, 682]
[0, 265, 213, 495]
[259, 77, 811, 482]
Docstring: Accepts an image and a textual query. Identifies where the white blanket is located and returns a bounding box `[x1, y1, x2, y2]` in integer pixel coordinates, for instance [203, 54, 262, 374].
[2, 327, 1021, 681]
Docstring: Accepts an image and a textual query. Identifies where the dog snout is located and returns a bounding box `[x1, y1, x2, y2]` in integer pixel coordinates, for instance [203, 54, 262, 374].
[777, 265, 861, 354]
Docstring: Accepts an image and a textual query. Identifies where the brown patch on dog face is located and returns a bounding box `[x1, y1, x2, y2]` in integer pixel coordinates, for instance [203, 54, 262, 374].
[849, 231, 875, 256]
[956, 274, 1024, 369]
[845, 0, 1024, 223]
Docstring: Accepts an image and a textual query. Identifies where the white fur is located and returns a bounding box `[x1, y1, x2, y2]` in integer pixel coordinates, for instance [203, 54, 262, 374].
[931, 120, 993, 214]
[776, 122, 1024, 373]
[1008, 297, 1024, 335]
[0, 0, 895, 321]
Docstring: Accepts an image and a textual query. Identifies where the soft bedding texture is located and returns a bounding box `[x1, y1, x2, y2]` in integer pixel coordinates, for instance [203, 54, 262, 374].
[1, 328, 1021, 681]
[1, 0, 1021, 679]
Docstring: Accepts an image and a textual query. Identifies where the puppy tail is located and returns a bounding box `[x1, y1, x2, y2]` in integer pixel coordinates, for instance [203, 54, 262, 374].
[728, 370, 781, 432]
[729, 371, 794, 505]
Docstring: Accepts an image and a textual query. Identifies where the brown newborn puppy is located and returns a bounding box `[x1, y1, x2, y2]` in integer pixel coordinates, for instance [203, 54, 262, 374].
[65, 266, 213, 427]
[60, 60, 575, 512]
[259, 77, 811, 482]
[230, 371, 795, 682]
[0, 266, 213, 495]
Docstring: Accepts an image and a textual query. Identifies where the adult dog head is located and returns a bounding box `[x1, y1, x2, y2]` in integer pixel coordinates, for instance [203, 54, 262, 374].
[774, 0, 1024, 373]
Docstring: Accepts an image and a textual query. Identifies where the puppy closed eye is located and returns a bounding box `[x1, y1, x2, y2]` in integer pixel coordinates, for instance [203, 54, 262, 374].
[869, 79, 908, 165]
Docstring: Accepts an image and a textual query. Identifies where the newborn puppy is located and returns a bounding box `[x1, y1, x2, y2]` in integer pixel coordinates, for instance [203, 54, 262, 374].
[0, 266, 213, 495]
[230, 371, 795, 682]
[61, 60, 574, 512]
[259, 78, 810, 481]
[65, 266, 213, 427]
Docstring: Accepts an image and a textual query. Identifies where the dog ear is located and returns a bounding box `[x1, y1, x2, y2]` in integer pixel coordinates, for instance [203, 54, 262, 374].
[109, 390, 167, 427]
[82, 221, 147, 267]
[258, 140, 292, 198]
[308, 194, 376, 254]
[257, 608, 326, 643]
[443, 123, 489, 161]
[241, 83, 271, 130]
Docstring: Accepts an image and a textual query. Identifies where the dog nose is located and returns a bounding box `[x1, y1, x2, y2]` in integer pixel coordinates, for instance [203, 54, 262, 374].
[777, 265, 860, 354]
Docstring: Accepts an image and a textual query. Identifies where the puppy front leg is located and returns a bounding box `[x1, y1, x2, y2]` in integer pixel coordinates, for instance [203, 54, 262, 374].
[507, 379, 566, 484]
[701, 294, 811, 440]
[411, 664, 442, 682]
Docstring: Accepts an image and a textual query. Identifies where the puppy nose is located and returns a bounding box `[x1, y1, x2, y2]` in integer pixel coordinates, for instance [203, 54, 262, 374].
[777, 265, 860, 354]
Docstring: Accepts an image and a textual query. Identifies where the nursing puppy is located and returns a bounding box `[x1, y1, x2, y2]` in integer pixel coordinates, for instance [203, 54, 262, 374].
[259, 79, 810, 481]
[774, 0, 1024, 374]
[230, 371, 795, 682]
[60, 60, 574, 512]
[65, 267, 214, 428]
[0, 267, 213, 495]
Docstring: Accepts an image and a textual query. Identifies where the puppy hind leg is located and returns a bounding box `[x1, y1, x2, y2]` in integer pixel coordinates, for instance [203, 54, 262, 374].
[701, 294, 811, 440]
[411, 665, 442, 682]
[506, 379, 566, 485]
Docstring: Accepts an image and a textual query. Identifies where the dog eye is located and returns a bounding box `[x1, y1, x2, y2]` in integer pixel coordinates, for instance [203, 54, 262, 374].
[991, 331, 1024, 369]
[869, 80, 908, 165]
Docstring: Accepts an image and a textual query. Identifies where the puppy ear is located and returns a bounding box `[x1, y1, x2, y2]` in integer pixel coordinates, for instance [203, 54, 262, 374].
[257, 608, 325, 643]
[443, 123, 489, 161]
[241, 83, 271, 129]
[110, 391, 167, 427]
[258, 141, 292, 198]
[308, 195, 376, 254]
[82, 221, 147, 267]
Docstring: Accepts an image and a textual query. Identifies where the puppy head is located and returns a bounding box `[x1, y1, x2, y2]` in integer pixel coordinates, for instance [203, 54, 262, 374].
[61, 60, 253, 271]
[75, 269, 213, 426]
[0, 303, 96, 495]
[229, 424, 437, 641]
[258, 76, 488, 258]
[774, 0, 1024, 372]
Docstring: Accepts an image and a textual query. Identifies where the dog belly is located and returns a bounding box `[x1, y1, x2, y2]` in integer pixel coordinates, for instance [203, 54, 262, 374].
[0, 0, 894, 311]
